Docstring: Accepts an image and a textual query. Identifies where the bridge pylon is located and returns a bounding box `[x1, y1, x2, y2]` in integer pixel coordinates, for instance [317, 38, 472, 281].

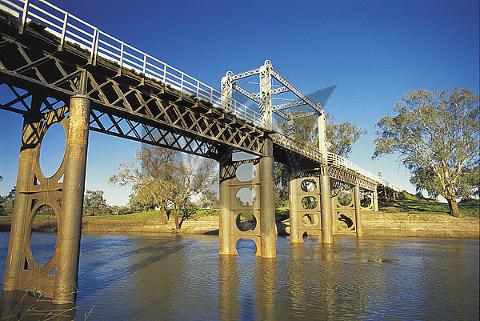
[3, 73, 90, 304]
[218, 138, 277, 258]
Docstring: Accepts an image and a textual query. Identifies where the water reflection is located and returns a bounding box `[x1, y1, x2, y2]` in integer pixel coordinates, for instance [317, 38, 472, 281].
[219, 256, 239, 320]
[255, 258, 276, 321]
[0, 233, 478, 320]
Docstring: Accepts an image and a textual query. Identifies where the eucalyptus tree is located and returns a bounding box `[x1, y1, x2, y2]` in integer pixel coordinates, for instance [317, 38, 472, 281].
[110, 147, 216, 228]
[374, 88, 479, 217]
[274, 114, 365, 206]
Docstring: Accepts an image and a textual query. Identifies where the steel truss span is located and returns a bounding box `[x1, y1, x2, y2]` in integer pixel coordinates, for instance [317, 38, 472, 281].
[0, 0, 400, 190]
[0, 0, 400, 304]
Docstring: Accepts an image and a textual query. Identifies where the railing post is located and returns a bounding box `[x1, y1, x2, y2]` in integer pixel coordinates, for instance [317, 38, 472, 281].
[162, 64, 167, 84]
[118, 42, 124, 75]
[142, 55, 147, 75]
[19, 0, 29, 34]
[89, 28, 99, 66]
[59, 12, 68, 50]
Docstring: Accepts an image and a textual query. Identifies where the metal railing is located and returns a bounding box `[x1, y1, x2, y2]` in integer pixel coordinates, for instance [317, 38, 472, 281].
[0, 0, 401, 191]
[0, 0, 262, 127]
[327, 152, 401, 191]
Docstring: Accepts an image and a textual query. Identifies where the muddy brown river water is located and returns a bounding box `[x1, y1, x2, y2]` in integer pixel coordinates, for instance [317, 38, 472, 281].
[0, 232, 478, 320]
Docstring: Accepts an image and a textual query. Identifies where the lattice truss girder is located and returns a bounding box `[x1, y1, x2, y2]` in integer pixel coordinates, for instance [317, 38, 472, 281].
[328, 165, 377, 191]
[0, 83, 223, 158]
[0, 27, 265, 159]
[0, 16, 386, 190]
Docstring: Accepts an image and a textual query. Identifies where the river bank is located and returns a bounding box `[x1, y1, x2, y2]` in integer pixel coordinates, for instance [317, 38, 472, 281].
[1, 208, 478, 238]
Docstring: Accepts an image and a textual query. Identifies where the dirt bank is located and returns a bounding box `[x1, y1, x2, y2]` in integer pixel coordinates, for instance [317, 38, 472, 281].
[361, 211, 479, 238]
[1, 210, 478, 239]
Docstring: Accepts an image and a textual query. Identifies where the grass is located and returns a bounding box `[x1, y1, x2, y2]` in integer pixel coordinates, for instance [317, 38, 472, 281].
[84, 208, 220, 222]
[381, 193, 479, 218]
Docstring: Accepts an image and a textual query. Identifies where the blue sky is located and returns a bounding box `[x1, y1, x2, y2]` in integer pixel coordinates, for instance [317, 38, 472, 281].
[0, 0, 479, 204]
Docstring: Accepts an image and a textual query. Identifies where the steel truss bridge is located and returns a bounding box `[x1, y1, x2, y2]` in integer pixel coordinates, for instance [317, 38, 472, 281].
[0, 0, 400, 304]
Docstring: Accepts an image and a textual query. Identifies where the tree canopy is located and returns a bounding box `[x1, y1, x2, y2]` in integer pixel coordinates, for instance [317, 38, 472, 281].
[274, 113, 365, 206]
[374, 88, 480, 217]
[110, 147, 217, 229]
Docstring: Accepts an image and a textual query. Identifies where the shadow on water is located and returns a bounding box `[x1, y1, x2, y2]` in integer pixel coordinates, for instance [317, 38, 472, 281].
[77, 235, 193, 299]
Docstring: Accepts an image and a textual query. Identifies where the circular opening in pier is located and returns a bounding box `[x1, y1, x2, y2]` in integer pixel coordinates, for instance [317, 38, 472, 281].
[303, 214, 314, 226]
[301, 179, 317, 192]
[337, 212, 355, 230]
[30, 205, 58, 267]
[235, 238, 257, 255]
[337, 191, 353, 206]
[361, 194, 372, 208]
[235, 188, 256, 207]
[236, 212, 257, 232]
[39, 122, 66, 178]
[236, 163, 256, 182]
[301, 196, 318, 210]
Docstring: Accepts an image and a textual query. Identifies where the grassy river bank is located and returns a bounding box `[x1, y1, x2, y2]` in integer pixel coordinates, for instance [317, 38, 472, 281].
[0, 196, 478, 238]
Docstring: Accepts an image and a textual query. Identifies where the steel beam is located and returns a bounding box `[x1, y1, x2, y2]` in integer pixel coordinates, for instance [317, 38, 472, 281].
[232, 83, 260, 103]
[271, 68, 324, 115]
[273, 99, 307, 111]
[259, 61, 273, 130]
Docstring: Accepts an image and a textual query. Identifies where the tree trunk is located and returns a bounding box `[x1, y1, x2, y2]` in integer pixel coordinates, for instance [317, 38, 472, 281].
[174, 209, 180, 230]
[446, 196, 461, 217]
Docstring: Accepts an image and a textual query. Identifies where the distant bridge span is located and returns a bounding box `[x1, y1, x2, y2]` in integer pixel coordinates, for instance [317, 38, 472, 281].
[0, 0, 400, 303]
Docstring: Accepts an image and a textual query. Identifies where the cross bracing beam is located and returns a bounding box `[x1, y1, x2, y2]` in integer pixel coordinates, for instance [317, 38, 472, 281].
[273, 99, 307, 111]
[230, 68, 261, 81]
[290, 111, 316, 120]
[271, 68, 324, 115]
[232, 83, 260, 103]
[271, 86, 289, 95]
[0, 0, 401, 193]
[0, 0, 264, 127]
[0, 22, 266, 158]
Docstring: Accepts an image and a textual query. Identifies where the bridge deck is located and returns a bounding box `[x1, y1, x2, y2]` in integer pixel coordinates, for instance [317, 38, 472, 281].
[0, 0, 400, 191]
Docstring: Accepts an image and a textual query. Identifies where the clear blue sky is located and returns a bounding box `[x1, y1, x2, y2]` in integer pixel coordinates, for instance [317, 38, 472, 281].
[0, 0, 479, 204]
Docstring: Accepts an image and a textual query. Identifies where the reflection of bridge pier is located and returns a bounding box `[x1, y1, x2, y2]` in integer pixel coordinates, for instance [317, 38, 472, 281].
[218, 256, 239, 321]
[0, 0, 399, 303]
[255, 258, 276, 321]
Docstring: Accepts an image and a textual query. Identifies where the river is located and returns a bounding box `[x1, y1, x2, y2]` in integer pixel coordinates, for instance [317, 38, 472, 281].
[0, 232, 478, 320]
